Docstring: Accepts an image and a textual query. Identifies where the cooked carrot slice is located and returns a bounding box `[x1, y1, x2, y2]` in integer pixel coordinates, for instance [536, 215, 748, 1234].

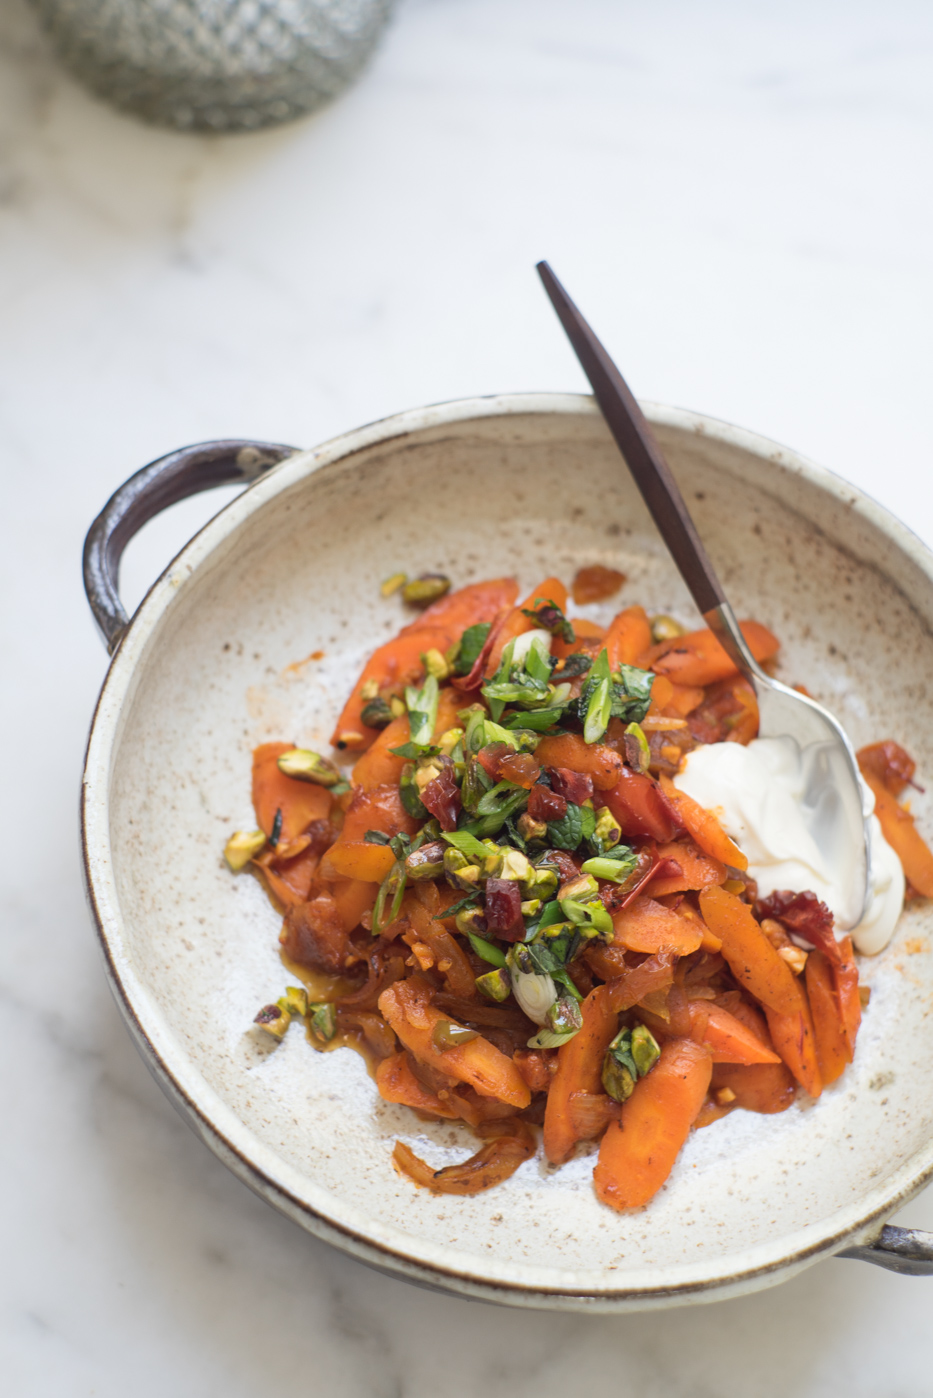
[648, 839, 727, 897]
[835, 934, 861, 1060]
[378, 980, 530, 1109]
[393, 1119, 535, 1194]
[397, 577, 518, 637]
[252, 742, 333, 845]
[763, 977, 822, 1098]
[861, 773, 933, 897]
[351, 716, 410, 791]
[339, 784, 419, 844]
[376, 1053, 458, 1119]
[605, 605, 652, 669]
[660, 775, 747, 870]
[327, 841, 397, 883]
[665, 682, 706, 717]
[639, 620, 778, 687]
[534, 732, 623, 791]
[331, 877, 378, 932]
[543, 985, 618, 1164]
[688, 1001, 781, 1065]
[612, 895, 704, 956]
[698, 886, 800, 1015]
[711, 1061, 797, 1114]
[805, 950, 849, 1085]
[594, 1038, 712, 1210]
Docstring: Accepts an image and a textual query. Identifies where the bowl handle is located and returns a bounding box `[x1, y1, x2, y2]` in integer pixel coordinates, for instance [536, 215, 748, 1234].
[840, 1224, 933, 1275]
[83, 439, 298, 654]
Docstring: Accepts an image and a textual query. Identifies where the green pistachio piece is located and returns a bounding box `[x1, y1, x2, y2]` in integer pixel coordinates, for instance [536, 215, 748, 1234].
[517, 813, 548, 842]
[476, 968, 512, 1002]
[650, 614, 685, 643]
[224, 829, 267, 872]
[404, 840, 447, 881]
[360, 697, 394, 729]
[403, 574, 451, 606]
[602, 1055, 635, 1102]
[431, 1020, 479, 1050]
[592, 806, 623, 852]
[422, 647, 451, 681]
[399, 763, 428, 820]
[254, 1003, 290, 1040]
[283, 986, 308, 1017]
[456, 905, 488, 937]
[559, 873, 600, 902]
[443, 846, 482, 892]
[437, 726, 464, 756]
[276, 748, 342, 787]
[631, 1022, 661, 1077]
[308, 1002, 337, 1043]
[624, 721, 651, 775]
[381, 571, 408, 597]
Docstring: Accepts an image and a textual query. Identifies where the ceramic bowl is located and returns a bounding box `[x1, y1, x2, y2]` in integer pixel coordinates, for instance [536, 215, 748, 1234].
[82, 394, 933, 1309]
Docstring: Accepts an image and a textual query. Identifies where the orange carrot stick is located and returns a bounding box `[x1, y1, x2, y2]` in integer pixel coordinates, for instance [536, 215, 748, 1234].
[660, 776, 747, 870]
[376, 1052, 459, 1119]
[688, 1002, 781, 1065]
[605, 605, 653, 669]
[763, 978, 822, 1098]
[543, 985, 618, 1164]
[594, 1038, 712, 1210]
[711, 1061, 797, 1114]
[397, 577, 518, 636]
[805, 951, 849, 1085]
[611, 895, 704, 956]
[861, 773, 933, 897]
[534, 732, 623, 791]
[252, 742, 333, 845]
[326, 842, 397, 883]
[698, 886, 801, 1015]
[378, 980, 530, 1109]
[640, 620, 778, 687]
[648, 839, 727, 897]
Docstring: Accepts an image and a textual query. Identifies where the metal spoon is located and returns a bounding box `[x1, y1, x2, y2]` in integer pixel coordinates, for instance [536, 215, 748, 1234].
[537, 260, 871, 928]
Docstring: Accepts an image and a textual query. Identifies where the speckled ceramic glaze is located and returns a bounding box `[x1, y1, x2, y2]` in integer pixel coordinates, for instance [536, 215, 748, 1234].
[82, 395, 933, 1310]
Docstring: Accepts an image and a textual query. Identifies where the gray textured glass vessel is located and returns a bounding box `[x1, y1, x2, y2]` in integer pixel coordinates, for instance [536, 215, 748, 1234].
[29, 0, 395, 132]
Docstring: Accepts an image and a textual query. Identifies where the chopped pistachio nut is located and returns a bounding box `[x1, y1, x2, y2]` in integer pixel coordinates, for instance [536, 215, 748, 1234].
[486, 846, 532, 883]
[413, 756, 444, 793]
[360, 696, 394, 729]
[277, 748, 342, 786]
[402, 573, 451, 606]
[630, 1022, 661, 1076]
[651, 614, 685, 643]
[431, 1020, 479, 1050]
[518, 812, 548, 842]
[437, 726, 464, 757]
[623, 722, 650, 774]
[283, 985, 308, 1017]
[389, 696, 407, 718]
[778, 945, 808, 975]
[308, 1002, 337, 1042]
[443, 846, 482, 892]
[592, 806, 623, 852]
[476, 967, 512, 1003]
[520, 898, 542, 918]
[360, 678, 380, 701]
[602, 1054, 635, 1102]
[336, 730, 365, 749]
[254, 1003, 290, 1039]
[404, 840, 447, 881]
[715, 1087, 737, 1106]
[547, 995, 583, 1036]
[380, 571, 408, 597]
[224, 829, 267, 872]
[859, 985, 871, 1009]
[455, 905, 488, 937]
[529, 865, 559, 900]
[422, 647, 451, 681]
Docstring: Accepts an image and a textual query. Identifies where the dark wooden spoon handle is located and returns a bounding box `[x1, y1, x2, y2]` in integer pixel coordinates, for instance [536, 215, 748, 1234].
[537, 260, 727, 617]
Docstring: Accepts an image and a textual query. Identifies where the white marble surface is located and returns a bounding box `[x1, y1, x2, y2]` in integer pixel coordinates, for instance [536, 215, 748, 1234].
[3, 0, 933, 1391]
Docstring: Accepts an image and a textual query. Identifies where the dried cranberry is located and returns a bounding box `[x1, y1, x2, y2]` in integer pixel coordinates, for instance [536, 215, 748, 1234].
[484, 879, 525, 941]
[856, 740, 917, 797]
[420, 761, 462, 832]
[477, 743, 510, 780]
[539, 849, 580, 882]
[528, 784, 568, 822]
[548, 767, 594, 805]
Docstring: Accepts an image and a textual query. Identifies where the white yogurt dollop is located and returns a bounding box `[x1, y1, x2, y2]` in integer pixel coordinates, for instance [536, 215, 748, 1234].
[673, 737, 904, 955]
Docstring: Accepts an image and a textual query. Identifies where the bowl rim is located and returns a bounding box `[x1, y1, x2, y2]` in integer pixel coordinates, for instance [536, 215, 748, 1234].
[81, 391, 933, 1310]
